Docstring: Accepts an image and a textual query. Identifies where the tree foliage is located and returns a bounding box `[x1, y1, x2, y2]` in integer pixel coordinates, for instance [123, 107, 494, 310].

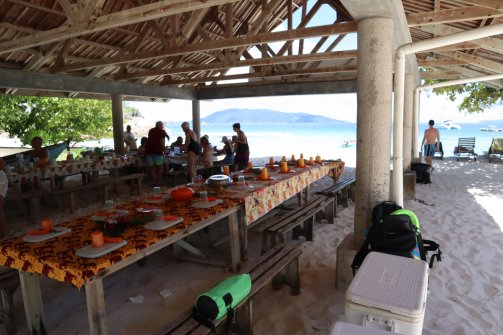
[123, 103, 141, 119]
[0, 96, 113, 145]
[427, 82, 502, 114]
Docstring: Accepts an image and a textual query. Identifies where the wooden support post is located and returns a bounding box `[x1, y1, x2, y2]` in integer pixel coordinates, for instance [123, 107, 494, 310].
[238, 209, 248, 261]
[228, 211, 241, 273]
[85, 279, 108, 335]
[285, 258, 301, 295]
[19, 271, 46, 335]
[236, 300, 252, 335]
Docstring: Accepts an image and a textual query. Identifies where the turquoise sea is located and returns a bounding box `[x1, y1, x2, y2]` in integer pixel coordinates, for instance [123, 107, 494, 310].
[77, 120, 503, 167]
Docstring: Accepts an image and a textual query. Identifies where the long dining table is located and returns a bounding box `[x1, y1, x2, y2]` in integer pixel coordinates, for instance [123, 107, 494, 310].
[0, 160, 344, 335]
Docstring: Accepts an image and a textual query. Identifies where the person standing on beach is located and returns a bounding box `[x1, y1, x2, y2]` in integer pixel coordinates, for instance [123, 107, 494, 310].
[232, 123, 250, 171]
[181, 122, 200, 180]
[0, 158, 7, 239]
[422, 120, 440, 170]
[145, 121, 168, 186]
[30, 136, 49, 167]
[123, 125, 137, 151]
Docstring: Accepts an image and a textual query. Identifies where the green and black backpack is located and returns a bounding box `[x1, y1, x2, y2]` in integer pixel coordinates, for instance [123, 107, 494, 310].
[351, 201, 442, 274]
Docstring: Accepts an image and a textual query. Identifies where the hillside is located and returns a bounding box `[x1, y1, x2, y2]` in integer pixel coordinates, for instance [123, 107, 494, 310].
[201, 108, 344, 123]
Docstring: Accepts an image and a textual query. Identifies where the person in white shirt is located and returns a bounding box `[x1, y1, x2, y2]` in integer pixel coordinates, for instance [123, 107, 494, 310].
[124, 125, 138, 150]
[0, 158, 7, 239]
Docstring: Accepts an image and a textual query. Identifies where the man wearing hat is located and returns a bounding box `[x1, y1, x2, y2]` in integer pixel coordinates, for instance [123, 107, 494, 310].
[215, 136, 235, 166]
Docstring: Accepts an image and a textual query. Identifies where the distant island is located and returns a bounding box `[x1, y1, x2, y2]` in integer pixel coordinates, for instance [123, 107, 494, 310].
[201, 108, 347, 123]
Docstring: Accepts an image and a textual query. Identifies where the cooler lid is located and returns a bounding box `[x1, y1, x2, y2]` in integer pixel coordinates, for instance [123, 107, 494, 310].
[346, 252, 429, 317]
[331, 322, 400, 335]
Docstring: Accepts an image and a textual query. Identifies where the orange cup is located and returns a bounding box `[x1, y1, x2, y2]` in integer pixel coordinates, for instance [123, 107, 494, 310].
[309, 157, 314, 165]
[291, 155, 295, 162]
[91, 231, 104, 248]
[247, 162, 253, 168]
[223, 165, 230, 175]
[299, 158, 305, 167]
[260, 168, 269, 179]
[317, 155, 322, 163]
[41, 218, 53, 230]
[281, 162, 288, 173]
[282, 156, 286, 162]
[269, 157, 274, 165]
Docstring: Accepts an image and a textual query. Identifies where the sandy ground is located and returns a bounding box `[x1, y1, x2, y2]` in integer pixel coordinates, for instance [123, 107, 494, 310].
[3, 156, 503, 334]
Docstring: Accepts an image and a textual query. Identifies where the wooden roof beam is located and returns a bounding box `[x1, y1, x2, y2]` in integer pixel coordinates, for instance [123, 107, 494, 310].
[54, 22, 356, 73]
[6, 0, 66, 16]
[407, 6, 503, 27]
[114, 50, 356, 80]
[437, 50, 503, 73]
[417, 58, 469, 66]
[0, 0, 240, 54]
[420, 70, 461, 80]
[454, 0, 503, 11]
[161, 65, 357, 85]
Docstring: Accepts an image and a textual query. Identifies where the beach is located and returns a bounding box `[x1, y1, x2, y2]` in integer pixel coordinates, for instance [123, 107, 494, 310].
[3, 156, 503, 334]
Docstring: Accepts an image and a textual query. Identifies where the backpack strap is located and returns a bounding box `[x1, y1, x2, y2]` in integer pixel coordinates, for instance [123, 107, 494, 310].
[223, 293, 234, 331]
[423, 239, 442, 268]
[351, 238, 370, 275]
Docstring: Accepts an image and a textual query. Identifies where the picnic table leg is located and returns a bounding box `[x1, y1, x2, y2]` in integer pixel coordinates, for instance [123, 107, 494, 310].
[238, 209, 248, 262]
[304, 185, 310, 203]
[236, 300, 253, 335]
[85, 278, 108, 335]
[19, 271, 47, 335]
[228, 211, 241, 273]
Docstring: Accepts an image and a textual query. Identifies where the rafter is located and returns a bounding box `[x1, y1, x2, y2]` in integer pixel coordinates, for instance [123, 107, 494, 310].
[407, 6, 503, 27]
[53, 22, 356, 73]
[162, 65, 356, 86]
[420, 70, 460, 80]
[6, 0, 66, 16]
[0, 0, 240, 55]
[114, 50, 357, 80]
[454, 0, 503, 11]
[437, 50, 503, 73]
[56, 0, 79, 24]
[444, 64, 503, 88]
[417, 58, 469, 66]
[415, 24, 503, 54]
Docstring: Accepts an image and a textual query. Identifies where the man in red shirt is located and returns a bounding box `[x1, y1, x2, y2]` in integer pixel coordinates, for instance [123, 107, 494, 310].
[145, 121, 169, 186]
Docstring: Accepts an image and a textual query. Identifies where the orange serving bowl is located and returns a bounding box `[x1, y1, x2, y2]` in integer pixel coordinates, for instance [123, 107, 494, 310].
[170, 187, 195, 201]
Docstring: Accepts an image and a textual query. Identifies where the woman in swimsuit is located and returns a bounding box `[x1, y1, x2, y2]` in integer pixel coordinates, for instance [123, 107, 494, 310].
[181, 122, 200, 180]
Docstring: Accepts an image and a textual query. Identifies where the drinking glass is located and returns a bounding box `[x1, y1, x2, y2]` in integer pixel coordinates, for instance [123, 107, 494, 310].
[153, 186, 161, 196]
[199, 190, 208, 202]
[238, 175, 245, 186]
[153, 208, 164, 222]
[192, 175, 203, 184]
[103, 200, 115, 211]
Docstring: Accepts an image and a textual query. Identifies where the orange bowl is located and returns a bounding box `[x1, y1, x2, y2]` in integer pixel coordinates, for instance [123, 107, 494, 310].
[170, 187, 195, 201]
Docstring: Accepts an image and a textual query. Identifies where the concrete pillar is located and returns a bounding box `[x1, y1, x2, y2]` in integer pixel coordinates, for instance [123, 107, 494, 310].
[412, 88, 420, 158]
[111, 94, 124, 156]
[403, 73, 413, 171]
[192, 100, 201, 140]
[354, 17, 394, 247]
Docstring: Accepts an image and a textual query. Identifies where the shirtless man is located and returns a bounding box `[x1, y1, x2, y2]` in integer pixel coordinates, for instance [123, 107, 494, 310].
[422, 120, 440, 169]
[30, 136, 49, 167]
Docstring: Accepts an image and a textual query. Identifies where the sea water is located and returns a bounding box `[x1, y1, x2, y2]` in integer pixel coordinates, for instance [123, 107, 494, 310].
[76, 121, 503, 168]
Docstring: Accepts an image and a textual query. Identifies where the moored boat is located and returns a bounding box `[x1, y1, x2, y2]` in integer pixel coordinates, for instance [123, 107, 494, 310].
[480, 125, 502, 132]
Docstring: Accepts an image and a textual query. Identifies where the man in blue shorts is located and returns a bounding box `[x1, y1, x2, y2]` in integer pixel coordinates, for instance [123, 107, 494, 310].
[421, 120, 440, 170]
[145, 121, 169, 186]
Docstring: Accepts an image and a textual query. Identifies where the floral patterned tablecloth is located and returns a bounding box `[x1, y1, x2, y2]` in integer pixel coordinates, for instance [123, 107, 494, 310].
[0, 160, 344, 288]
[0, 198, 241, 288]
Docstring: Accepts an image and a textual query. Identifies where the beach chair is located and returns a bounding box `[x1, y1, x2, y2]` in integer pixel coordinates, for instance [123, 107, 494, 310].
[454, 137, 477, 161]
[488, 138, 503, 163]
[433, 141, 444, 160]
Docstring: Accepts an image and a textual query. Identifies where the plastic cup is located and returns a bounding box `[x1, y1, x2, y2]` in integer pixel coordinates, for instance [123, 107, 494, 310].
[153, 186, 161, 196]
[91, 231, 104, 248]
[153, 209, 164, 222]
[223, 166, 230, 175]
[41, 218, 53, 230]
[103, 200, 115, 211]
[200, 190, 208, 202]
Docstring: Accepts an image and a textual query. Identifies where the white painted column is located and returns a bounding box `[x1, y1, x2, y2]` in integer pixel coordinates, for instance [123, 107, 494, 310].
[354, 17, 394, 247]
[403, 73, 413, 170]
[192, 100, 201, 140]
[412, 88, 420, 158]
[111, 94, 124, 156]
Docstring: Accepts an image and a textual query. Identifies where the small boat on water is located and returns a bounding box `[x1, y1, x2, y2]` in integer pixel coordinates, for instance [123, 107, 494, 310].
[439, 120, 461, 130]
[0, 139, 70, 165]
[480, 125, 502, 132]
[342, 139, 357, 148]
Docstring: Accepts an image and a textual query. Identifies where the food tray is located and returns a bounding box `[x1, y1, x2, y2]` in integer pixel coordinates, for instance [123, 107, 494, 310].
[191, 199, 223, 208]
[23, 226, 72, 243]
[144, 217, 184, 230]
[76, 240, 127, 258]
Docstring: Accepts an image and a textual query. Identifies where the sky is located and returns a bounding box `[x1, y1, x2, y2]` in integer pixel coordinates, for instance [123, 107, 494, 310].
[129, 0, 503, 125]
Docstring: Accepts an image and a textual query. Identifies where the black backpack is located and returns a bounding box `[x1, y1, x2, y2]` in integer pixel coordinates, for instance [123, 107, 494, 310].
[351, 201, 442, 274]
[411, 163, 431, 184]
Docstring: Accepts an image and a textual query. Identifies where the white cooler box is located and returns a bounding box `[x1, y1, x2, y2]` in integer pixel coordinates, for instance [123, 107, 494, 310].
[345, 252, 429, 335]
[331, 321, 402, 335]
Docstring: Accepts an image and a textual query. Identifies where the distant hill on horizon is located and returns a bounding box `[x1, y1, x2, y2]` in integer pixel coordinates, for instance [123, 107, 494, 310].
[201, 108, 347, 123]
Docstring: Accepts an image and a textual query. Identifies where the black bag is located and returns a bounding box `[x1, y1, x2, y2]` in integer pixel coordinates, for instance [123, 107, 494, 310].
[351, 202, 442, 274]
[411, 163, 431, 184]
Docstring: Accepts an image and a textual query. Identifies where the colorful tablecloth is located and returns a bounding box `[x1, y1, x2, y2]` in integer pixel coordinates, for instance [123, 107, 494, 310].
[0, 198, 241, 288]
[221, 161, 345, 224]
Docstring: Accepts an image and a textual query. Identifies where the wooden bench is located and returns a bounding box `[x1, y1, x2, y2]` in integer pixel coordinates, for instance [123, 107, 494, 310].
[0, 268, 19, 335]
[51, 180, 110, 213]
[162, 242, 302, 335]
[258, 195, 332, 254]
[110, 173, 146, 195]
[5, 189, 46, 224]
[316, 178, 356, 219]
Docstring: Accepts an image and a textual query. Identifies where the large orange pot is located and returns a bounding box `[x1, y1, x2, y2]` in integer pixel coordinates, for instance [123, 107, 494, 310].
[170, 187, 195, 201]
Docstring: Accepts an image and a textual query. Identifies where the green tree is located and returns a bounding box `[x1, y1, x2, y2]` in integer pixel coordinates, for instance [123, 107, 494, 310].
[429, 83, 502, 114]
[123, 103, 141, 119]
[0, 96, 113, 145]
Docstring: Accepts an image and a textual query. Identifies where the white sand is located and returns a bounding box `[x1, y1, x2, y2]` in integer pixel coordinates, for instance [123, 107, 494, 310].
[5, 158, 503, 334]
